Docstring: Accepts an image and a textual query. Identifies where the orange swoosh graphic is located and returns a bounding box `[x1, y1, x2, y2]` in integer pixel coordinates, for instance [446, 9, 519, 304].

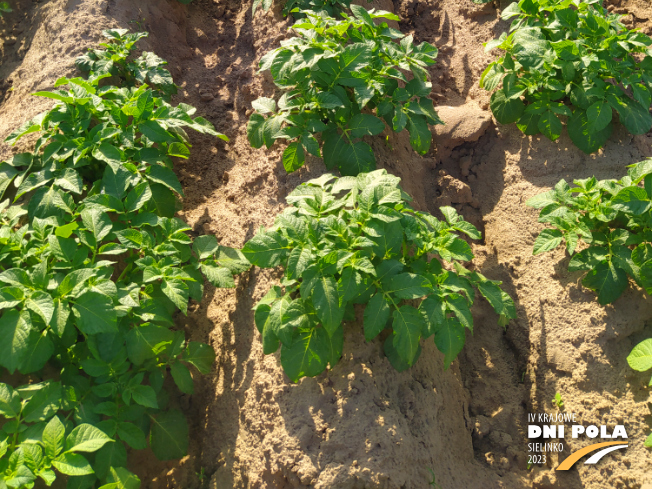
[557, 441, 628, 470]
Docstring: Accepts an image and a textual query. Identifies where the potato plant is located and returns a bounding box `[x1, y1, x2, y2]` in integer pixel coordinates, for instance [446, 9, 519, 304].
[75, 29, 177, 100]
[242, 170, 516, 382]
[627, 338, 652, 447]
[252, 0, 368, 18]
[481, 0, 652, 153]
[0, 31, 249, 488]
[247, 6, 442, 175]
[527, 159, 652, 305]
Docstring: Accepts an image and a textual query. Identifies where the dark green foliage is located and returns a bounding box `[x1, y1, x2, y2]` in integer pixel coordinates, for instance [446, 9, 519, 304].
[252, 0, 371, 18]
[481, 0, 652, 153]
[242, 170, 516, 382]
[247, 7, 442, 175]
[527, 159, 652, 305]
[0, 31, 249, 488]
[75, 29, 178, 100]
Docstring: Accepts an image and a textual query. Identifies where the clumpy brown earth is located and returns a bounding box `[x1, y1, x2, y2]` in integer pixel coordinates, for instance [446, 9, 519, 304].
[1, 0, 652, 487]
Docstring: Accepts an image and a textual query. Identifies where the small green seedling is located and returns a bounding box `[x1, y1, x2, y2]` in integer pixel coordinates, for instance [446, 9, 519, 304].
[552, 392, 564, 410]
[0, 1, 11, 18]
[428, 468, 443, 489]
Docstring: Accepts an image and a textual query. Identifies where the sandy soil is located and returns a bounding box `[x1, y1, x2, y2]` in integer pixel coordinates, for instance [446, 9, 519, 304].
[1, 0, 652, 488]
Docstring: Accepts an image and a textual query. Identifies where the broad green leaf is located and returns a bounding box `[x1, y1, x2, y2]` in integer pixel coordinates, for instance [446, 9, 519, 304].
[126, 324, 174, 365]
[434, 317, 465, 369]
[93, 142, 122, 172]
[150, 410, 189, 460]
[184, 341, 216, 374]
[363, 293, 390, 341]
[446, 294, 473, 331]
[348, 114, 385, 138]
[247, 113, 266, 149]
[139, 120, 175, 143]
[25, 291, 54, 325]
[81, 208, 112, 241]
[65, 424, 113, 453]
[130, 384, 158, 409]
[338, 268, 365, 302]
[419, 294, 446, 337]
[125, 181, 153, 213]
[313, 276, 344, 336]
[146, 164, 184, 196]
[385, 273, 431, 299]
[201, 263, 235, 288]
[517, 111, 542, 135]
[0, 268, 32, 287]
[611, 186, 651, 215]
[161, 279, 189, 315]
[567, 109, 612, 154]
[586, 101, 612, 133]
[19, 329, 55, 374]
[511, 28, 550, 70]
[117, 422, 147, 450]
[252, 97, 276, 114]
[582, 262, 628, 305]
[93, 443, 127, 481]
[193, 235, 219, 260]
[287, 247, 313, 280]
[100, 467, 141, 489]
[0, 383, 21, 418]
[72, 292, 118, 334]
[323, 132, 376, 176]
[392, 305, 424, 365]
[52, 452, 94, 476]
[627, 339, 652, 372]
[0, 310, 31, 373]
[538, 110, 563, 141]
[384, 335, 421, 372]
[477, 281, 516, 326]
[533, 228, 563, 255]
[490, 90, 525, 125]
[43, 416, 65, 460]
[606, 93, 652, 135]
[280, 326, 331, 382]
[365, 219, 403, 258]
[282, 141, 305, 173]
[21, 381, 61, 422]
[242, 231, 289, 267]
[147, 183, 176, 218]
[407, 116, 432, 155]
[170, 362, 194, 395]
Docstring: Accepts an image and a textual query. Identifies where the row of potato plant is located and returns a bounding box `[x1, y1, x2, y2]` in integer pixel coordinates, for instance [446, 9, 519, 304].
[247, 6, 442, 175]
[0, 30, 250, 488]
[245, 5, 516, 382]
[480, 0, 652, 448]
[481, 0, 652, 153]
[528, 158, 652, 447]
